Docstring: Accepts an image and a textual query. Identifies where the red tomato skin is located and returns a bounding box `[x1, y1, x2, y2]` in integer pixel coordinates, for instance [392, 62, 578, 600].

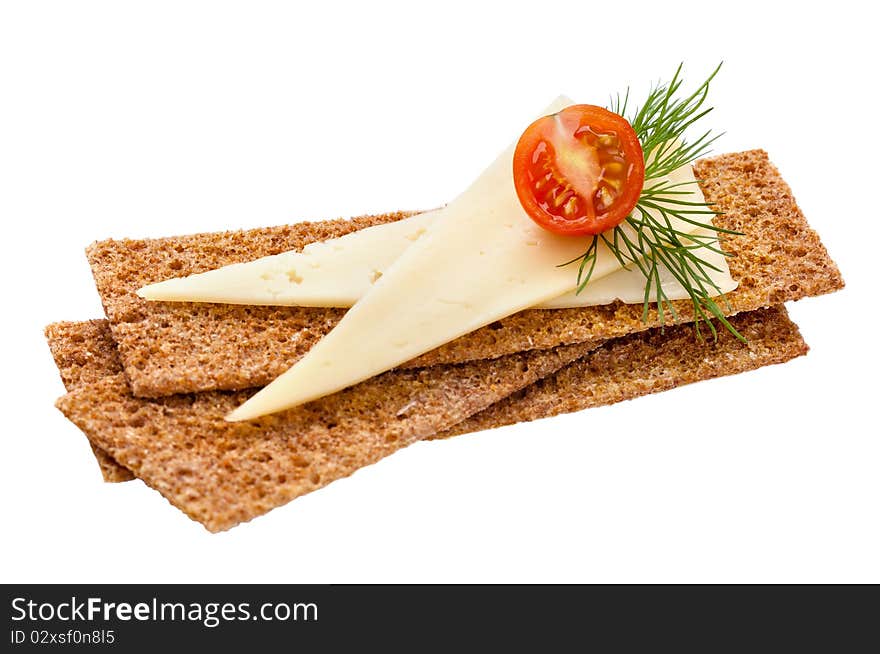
[513, 104, 645, 237]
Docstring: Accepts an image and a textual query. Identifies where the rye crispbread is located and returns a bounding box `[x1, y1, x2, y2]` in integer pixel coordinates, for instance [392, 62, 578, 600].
[85, 150, 843, 398]
[56, 341, 594, 531]
[47, 302, 804, 486]
[438, 305, 808, 438]
[45, 320, 123, 390]
[53, 307, 806, 531]
[44, 320, 135, 482]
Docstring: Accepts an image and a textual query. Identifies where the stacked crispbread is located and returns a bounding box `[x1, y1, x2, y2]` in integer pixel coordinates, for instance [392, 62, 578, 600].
[47, 150, 843, 531]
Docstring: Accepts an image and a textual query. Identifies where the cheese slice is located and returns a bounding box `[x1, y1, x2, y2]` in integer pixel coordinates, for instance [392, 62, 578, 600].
[139, 210, 441, 307]
[225, 99, 732, 421]
[138, 118, 735, 310]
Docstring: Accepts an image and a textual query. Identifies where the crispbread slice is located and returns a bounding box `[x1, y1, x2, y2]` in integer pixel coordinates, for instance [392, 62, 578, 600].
[54, 307, 806, 531]
[46, 317, 592, 485]
[44, 320, 135, 482]
[45, 304, 802, 486]
[56, 342, 594, 531]
[86, 150, 842, 398]
[45, 320, 124, 390]
[438, 305, 808, 438]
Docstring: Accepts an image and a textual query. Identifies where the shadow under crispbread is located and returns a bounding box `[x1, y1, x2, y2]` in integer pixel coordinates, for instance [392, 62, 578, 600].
[85, 150, 843, 398]
[50, 307, 807, 531]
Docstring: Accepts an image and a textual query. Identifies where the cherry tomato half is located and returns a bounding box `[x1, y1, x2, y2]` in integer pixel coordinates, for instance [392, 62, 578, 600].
[512, 104, 645, 236]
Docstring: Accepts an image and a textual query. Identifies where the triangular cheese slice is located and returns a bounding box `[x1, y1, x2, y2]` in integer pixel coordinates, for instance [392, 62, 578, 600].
[226, 100, 732, 420]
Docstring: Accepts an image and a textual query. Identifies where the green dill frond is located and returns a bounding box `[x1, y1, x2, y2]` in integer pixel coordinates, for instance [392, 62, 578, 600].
[565, 63, 745, 342]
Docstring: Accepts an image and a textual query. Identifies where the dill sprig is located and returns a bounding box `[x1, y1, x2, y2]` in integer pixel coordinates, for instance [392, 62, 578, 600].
[565, 63, 745, 342]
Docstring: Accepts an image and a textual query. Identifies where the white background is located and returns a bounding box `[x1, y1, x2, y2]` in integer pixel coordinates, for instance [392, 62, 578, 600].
[1, 1, 876, 583]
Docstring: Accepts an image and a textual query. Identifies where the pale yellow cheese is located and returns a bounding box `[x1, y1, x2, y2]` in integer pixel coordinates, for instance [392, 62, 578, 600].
[225, 99, 732, 421]
[139, 210, 439, 307]
[138, 162, 735, 308]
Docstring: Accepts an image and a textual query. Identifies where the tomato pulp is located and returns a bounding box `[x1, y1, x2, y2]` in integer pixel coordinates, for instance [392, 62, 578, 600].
[513, 104, 645, 236]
